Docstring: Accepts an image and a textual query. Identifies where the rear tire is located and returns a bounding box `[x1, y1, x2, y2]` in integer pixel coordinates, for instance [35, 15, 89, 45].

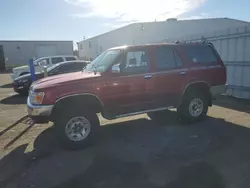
[54, 109, 100, 150]
[178, 91, 208, 123]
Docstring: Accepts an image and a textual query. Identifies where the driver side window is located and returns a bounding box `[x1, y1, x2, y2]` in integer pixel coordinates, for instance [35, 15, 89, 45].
[121, 49, 149, 74]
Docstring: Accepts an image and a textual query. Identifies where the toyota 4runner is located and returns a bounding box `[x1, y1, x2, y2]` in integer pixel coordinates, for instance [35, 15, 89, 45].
[27, 42, 226, 149]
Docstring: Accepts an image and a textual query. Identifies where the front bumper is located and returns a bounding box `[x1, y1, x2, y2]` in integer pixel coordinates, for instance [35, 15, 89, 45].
[27, 97, 54, 123]
[13, 82, 25, 92]
[11, 73, 19, 80]
[13, 81, 31, 94]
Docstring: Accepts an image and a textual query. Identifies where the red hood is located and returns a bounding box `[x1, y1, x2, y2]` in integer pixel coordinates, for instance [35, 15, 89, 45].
[32, 71, 101, 90]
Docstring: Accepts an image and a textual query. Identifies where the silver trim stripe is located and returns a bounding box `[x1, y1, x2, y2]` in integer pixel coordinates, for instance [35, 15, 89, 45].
[115, 106, 174, 119]
[113, 65, 222, 78]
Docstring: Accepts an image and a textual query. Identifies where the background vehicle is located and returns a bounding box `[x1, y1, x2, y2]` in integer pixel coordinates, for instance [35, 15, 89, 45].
[13, 60, 89, 95]
[27, 42, 226, 149]
[11, 55, 78, 80]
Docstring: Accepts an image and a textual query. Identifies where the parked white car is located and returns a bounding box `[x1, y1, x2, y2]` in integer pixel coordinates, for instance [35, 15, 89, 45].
[11, 55, 78, 80]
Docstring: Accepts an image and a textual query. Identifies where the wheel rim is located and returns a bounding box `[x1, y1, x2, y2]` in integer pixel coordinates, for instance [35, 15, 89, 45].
[189, 98, 204, 117]
[65, 116, 91, 142]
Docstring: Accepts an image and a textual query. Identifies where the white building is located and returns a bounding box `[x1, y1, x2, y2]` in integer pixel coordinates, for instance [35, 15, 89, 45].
[78, 18, 249, 60]
[0, 40, 74, 70]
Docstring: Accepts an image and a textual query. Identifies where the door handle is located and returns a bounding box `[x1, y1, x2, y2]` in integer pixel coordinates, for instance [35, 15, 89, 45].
[144, 75, 152, 79]
[179, 71, 186, 75]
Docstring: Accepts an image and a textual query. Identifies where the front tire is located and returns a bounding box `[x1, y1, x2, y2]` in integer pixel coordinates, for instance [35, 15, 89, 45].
[54, 109, 100, 150]
[178, 91, 208, 123]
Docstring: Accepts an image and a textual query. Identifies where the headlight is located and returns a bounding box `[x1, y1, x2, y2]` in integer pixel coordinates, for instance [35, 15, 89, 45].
[29, 91, 45, 105]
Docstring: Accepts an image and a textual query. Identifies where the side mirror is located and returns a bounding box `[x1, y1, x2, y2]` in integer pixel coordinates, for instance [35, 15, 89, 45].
[111, 64, 120, 73]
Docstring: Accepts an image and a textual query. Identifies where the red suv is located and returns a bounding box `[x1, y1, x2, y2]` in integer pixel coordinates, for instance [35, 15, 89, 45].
[27, 42, 226, 149]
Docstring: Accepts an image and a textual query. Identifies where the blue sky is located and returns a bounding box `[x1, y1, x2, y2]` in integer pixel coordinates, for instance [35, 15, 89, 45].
[0, 0, 250, 46]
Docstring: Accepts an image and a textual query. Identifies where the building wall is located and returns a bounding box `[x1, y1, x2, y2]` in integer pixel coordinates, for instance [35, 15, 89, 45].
[78, 24, 136, 60]
[78, 18, 249, 60]
[0, 41, 74, 67]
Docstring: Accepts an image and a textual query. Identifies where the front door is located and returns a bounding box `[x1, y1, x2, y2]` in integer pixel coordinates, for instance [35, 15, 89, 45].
[104, 47, 153, 116]
[149, 46, 187, 107]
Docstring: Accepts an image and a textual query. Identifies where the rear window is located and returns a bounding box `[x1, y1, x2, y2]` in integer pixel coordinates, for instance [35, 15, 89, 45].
[65, 57, 77, 61]
[185, 45, 218, 64]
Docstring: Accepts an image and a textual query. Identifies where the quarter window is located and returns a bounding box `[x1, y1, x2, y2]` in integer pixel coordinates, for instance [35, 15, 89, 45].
[185, 45, 218, 63]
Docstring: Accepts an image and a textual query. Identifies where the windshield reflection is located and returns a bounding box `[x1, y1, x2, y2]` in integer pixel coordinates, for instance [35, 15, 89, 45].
[83, 49, 122, 73]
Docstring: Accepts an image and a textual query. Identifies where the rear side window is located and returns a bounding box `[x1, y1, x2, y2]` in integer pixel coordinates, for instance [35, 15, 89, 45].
[65, 57, 77, 61]
[72, 62, 86, 71]
[56, 63, 75, 73]
[156, 46, 183, 70]
[51, 57, 64, 64]
[185, 45, 218, 63]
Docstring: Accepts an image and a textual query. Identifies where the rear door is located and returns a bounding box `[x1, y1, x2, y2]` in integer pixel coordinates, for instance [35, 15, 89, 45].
[149, 45, 188, 107]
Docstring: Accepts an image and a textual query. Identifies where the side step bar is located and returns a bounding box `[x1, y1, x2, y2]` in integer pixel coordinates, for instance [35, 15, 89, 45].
[115, 106, 174, 119]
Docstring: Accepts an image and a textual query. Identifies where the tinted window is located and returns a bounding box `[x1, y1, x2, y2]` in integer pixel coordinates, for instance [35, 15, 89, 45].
[51, 57, 64, 64]
[121, 50, 149, 74]
[185, 45, 218, 63]
[65, 57, 77, 61]
[56, 64, 74, 73]
[71, 62, 86, 71]
[156, 47, 182, 70]
[55, 63, 86, 74]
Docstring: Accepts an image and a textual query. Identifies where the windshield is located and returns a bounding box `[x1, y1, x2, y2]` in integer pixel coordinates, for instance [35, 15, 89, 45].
[83, 49, 122, 73]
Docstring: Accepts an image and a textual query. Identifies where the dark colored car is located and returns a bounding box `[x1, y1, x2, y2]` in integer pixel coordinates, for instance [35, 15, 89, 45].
[13, 60, 89, 95]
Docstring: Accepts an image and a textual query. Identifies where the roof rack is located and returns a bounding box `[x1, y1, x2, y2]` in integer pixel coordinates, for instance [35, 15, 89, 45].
[175, 36, 214, 47]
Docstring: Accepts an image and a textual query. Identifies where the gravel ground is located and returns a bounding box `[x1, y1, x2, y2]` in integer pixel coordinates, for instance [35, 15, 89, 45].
[0, 73, 250, 188]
